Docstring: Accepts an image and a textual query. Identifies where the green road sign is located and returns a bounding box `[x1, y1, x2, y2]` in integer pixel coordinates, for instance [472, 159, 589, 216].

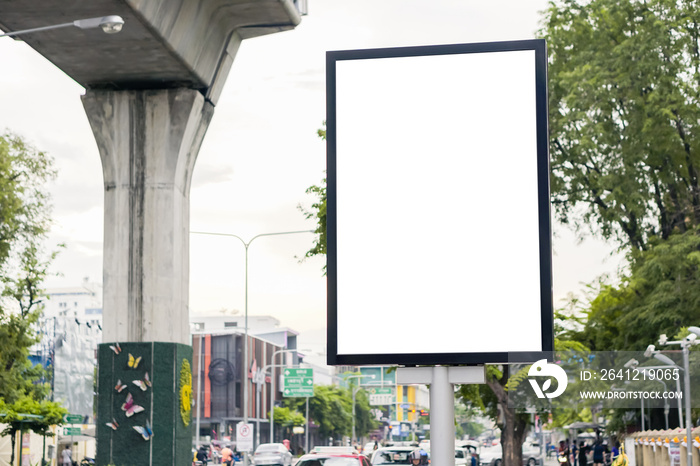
[283, 368, 314, 397]
[64, 427, 81, 435]
[63, 414, 83, 424]
[368, 387, 394, 405]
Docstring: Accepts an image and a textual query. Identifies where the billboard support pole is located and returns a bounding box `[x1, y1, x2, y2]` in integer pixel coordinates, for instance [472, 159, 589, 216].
[397, 366, 485, 466]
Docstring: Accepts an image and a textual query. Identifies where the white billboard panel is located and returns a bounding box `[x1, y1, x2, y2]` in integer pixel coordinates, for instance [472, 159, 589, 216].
[326, 40, 552, 365]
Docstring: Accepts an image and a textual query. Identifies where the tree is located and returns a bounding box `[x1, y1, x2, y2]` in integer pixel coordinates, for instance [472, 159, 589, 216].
[0, 395, 67, 461]
[541, 0, 700, 435]
[544, 0, 700, 251]
[283, 384, 377, 442]
[0, 132, 65, 464]
[271, 406, 306, 442]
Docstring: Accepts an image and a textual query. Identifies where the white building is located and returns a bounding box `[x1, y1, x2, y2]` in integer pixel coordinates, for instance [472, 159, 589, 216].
[31, 281, 103, 426]
[42, 279, 103, 327]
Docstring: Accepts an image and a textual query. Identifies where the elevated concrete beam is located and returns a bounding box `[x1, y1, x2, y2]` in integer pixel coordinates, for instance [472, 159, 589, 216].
[0, 0, 301, 104]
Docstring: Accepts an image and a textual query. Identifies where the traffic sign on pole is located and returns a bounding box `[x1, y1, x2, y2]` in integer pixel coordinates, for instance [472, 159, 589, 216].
[368, 387, 394, 405]
[283, 368, 314, 397]
[237, 422, 254, 452]
[63, 427, 81, 436]
[63, 414, 83, 424]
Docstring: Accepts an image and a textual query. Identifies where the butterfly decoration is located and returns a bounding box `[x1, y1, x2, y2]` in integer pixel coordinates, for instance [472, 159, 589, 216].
[121, 392, 145, 417]
[133, 419, 153, 441]
[114, 379, 127, 393]
[128, 353, 142, 369]
[133, 372, 152, 391]
[109, 342, 121, 354]
[105, 419, 119, 431]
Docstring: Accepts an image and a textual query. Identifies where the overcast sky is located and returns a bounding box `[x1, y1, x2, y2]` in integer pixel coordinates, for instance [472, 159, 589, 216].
[0, 0, 626, 358]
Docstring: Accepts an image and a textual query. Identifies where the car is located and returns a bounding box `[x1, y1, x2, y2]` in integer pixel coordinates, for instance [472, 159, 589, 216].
[478, 443, 541, 466]
[253, 443, 293, 466]
[296, 446, 372, 466]
[415, 443, 471, 466]
[371, 446, 428, 466]
[455, 447, 470, 466]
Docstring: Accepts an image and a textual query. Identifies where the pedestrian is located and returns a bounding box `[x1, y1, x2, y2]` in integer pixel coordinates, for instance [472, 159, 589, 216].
[611, 442, 620, 462]
[558, 441, 570, 466]
[212, 444, 222, 465]
[197, 445, 209, 465]
[578, 442, 588, 466]
[408, 450, 423, 466]
[572, 441, 578, 466]
[221, 444, 233, 466]
[592, 440, 606, 466]
[62, 445, 73, 466]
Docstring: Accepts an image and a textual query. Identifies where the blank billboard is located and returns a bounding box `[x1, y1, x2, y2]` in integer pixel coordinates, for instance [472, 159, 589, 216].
[326, 40, 552, 366]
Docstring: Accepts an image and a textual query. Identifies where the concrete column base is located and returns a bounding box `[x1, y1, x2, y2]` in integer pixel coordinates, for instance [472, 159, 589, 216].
[96, 342, 193, 466]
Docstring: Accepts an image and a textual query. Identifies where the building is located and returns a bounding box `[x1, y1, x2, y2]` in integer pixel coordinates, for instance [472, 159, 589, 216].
[189, 313, 312, 448]
[32, 281, 103, 423]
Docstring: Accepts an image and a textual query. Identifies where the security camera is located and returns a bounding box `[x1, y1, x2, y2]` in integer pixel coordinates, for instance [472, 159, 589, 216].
[659, 334, 668, 346]
[685, 333, 697, 343]
[644, 344, 656, 358]
[624, 359, 639, 369]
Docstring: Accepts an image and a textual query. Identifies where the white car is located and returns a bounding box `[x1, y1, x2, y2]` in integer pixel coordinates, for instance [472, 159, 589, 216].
[478, 443, 541, 466]
[455, 447, 470, 466]
[253, 443, 293, 466]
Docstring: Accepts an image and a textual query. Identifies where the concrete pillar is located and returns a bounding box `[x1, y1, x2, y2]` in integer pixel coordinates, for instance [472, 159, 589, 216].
[83, 88, 214, 344]
[430, 367, 454, 466]
[84, 88, 213, 466]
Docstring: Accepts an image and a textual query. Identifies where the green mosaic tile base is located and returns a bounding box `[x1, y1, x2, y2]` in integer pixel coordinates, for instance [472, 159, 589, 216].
[96, 342, 193, 466]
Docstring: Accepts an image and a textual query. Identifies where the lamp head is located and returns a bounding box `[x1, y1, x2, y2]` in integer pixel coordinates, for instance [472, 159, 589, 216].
[644, 344, 656, 358]
[653, 353, 677, 367]
[99, 16, 124, 34]
[623, 359, 638, 369]
[689, 326, 700, 337]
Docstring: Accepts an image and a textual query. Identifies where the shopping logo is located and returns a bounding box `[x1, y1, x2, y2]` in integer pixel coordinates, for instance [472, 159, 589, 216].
[528, 359, 568, 399]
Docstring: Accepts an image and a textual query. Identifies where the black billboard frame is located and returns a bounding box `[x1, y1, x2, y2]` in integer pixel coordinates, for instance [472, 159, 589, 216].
[326, 39, 553, 366]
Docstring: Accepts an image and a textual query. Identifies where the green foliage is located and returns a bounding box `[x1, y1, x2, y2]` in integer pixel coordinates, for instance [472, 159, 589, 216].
[0, 132, 59, 401]
[0, 395, 67, 437]
[272, 406, 306, 427]
[0, 312, 48, 403]
[543, 0, 700, 250]
[576, 229, 700, 351]
[299, 124, 327, 266]
[283, 384, 377, 440]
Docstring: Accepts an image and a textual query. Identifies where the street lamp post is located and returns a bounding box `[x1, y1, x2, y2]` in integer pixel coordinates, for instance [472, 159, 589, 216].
[649, 331, 699, 466]
[639, 366, 678, 429]
[0, 16, 124, 37]
[191, 230, 313, 465]
[267, 349, 300, 443]
[253, 349, 300, 446]
[628, 359, 682, 429]
[340, 374, 375, 445]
